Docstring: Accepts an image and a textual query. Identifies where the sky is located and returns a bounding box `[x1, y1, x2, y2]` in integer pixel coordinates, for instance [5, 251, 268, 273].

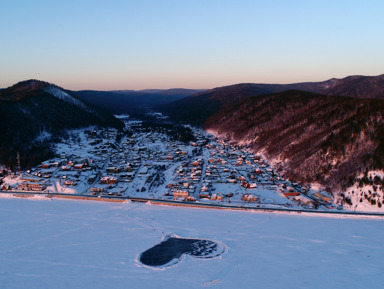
[1, 0, 384, 90]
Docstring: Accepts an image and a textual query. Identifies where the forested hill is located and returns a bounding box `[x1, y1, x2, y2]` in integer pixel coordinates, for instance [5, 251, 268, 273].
[0, 79, 123, 168]
[159, 74, 384, 127]
[205, 90, 384, 194]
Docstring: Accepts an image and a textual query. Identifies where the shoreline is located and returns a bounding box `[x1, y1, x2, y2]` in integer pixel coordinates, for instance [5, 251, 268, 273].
[2, 190, 384, 218]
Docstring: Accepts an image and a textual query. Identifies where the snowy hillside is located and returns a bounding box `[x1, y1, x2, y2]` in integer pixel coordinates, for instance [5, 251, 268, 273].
[1, 197, 383, 289]
[44, 86, 93, 113]
[341, 170, 384, 212]
[0, 79, 123, 169]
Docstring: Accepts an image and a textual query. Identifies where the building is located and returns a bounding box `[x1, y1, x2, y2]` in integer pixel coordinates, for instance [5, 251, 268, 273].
[173, 190, 188, 200]
[17, 182, 46, 191]
[283, 192, 300, 197]
[107, 167, 120, 173]
[100, 176, 118, 185]
[242, 194, 258, 202]
[64, 180, 75, 186]
[74, 164, 84, 170]
[241, 182, 257, 189]
[1, 184, 11, 191]
[211, 193, 223, 201]
[314, 192, 331, 203]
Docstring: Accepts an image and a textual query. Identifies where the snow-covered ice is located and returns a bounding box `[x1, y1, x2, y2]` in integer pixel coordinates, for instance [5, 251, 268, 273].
[1, 198, 383, 289]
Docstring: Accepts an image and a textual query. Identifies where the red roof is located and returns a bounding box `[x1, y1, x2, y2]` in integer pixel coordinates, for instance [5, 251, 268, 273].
[283, 192, 300, 197]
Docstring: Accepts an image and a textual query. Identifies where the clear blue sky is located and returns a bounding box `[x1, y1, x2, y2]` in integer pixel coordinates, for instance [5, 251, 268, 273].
[1, 0, 384, 90]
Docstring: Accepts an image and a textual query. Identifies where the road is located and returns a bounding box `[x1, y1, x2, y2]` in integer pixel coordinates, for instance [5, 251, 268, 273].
[3, 191, 384, 218]
[193, 148, 209, 199]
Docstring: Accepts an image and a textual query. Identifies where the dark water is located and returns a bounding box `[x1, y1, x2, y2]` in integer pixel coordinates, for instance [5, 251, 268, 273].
[139, 236, 225, 267]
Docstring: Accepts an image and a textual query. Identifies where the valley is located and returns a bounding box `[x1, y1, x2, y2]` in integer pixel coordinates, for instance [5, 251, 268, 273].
[1, 77, 384, 213]
[2, 114, 382, 214]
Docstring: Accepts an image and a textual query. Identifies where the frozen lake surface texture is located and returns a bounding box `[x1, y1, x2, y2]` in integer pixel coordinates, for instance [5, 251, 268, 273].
[1, 197, 383, 289]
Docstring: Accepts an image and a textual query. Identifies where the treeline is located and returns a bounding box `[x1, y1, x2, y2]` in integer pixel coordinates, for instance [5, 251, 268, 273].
[140, 120, 196, 143]
[0, 144, 55, 170]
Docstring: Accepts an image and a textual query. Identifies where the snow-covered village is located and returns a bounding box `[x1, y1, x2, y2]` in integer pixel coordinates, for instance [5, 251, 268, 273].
[3, 2, 384, 288]
[0, 115, 343, 214]
[1, 115, 384, 289]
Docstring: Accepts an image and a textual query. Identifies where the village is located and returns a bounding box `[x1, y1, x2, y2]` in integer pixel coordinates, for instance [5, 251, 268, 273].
[0, 116, 338, 211]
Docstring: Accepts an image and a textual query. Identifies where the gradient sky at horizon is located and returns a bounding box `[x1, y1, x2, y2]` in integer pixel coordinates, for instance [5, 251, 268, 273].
[1, 0, 384, 90]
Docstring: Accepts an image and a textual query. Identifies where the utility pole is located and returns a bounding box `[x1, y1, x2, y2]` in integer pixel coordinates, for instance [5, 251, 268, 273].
[17, 152, 21, 174]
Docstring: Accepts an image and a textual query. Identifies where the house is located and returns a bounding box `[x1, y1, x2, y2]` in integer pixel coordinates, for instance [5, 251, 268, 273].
[283, 192, 300, 197]
[20, 176, 40, 183]
[173, 190, 188, 200]
[74, 164, 84, 170]
[100, 176, 118, 185]
[17, 182, 46, 191]
[41, 162, 52, 169]
[185, 196, 196, 202]
[199, 193, 210, 199]
[242, 194, 258, 202]
[90, 187, 104, 192]
[314, 192, 331, 203]
[1, 183, 11, 191]
[294, 195, 314, 206]
[64, 180, 75, 186]
[107, 167, 119, 173]
[212, 193, 223, 201]
[242, 182, 257, 189]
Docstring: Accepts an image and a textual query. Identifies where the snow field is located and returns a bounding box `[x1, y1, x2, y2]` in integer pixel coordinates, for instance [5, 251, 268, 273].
[1, 198, 383, 289]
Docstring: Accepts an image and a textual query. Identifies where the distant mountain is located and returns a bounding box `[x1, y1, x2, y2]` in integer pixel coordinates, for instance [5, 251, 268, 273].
[158, 83, 273, 126]
[71, 90, 141, 115]
[0, 79, 123, 168]
[313, 74, 384, 99]
[139, 88, 204, 97]
[159, 74, 384, 126]
[73, 88, 204, 115]
[205, 90, 384, 195]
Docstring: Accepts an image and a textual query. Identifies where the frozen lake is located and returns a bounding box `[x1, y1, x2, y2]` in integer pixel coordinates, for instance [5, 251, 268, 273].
[1, 197, 383, 289]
